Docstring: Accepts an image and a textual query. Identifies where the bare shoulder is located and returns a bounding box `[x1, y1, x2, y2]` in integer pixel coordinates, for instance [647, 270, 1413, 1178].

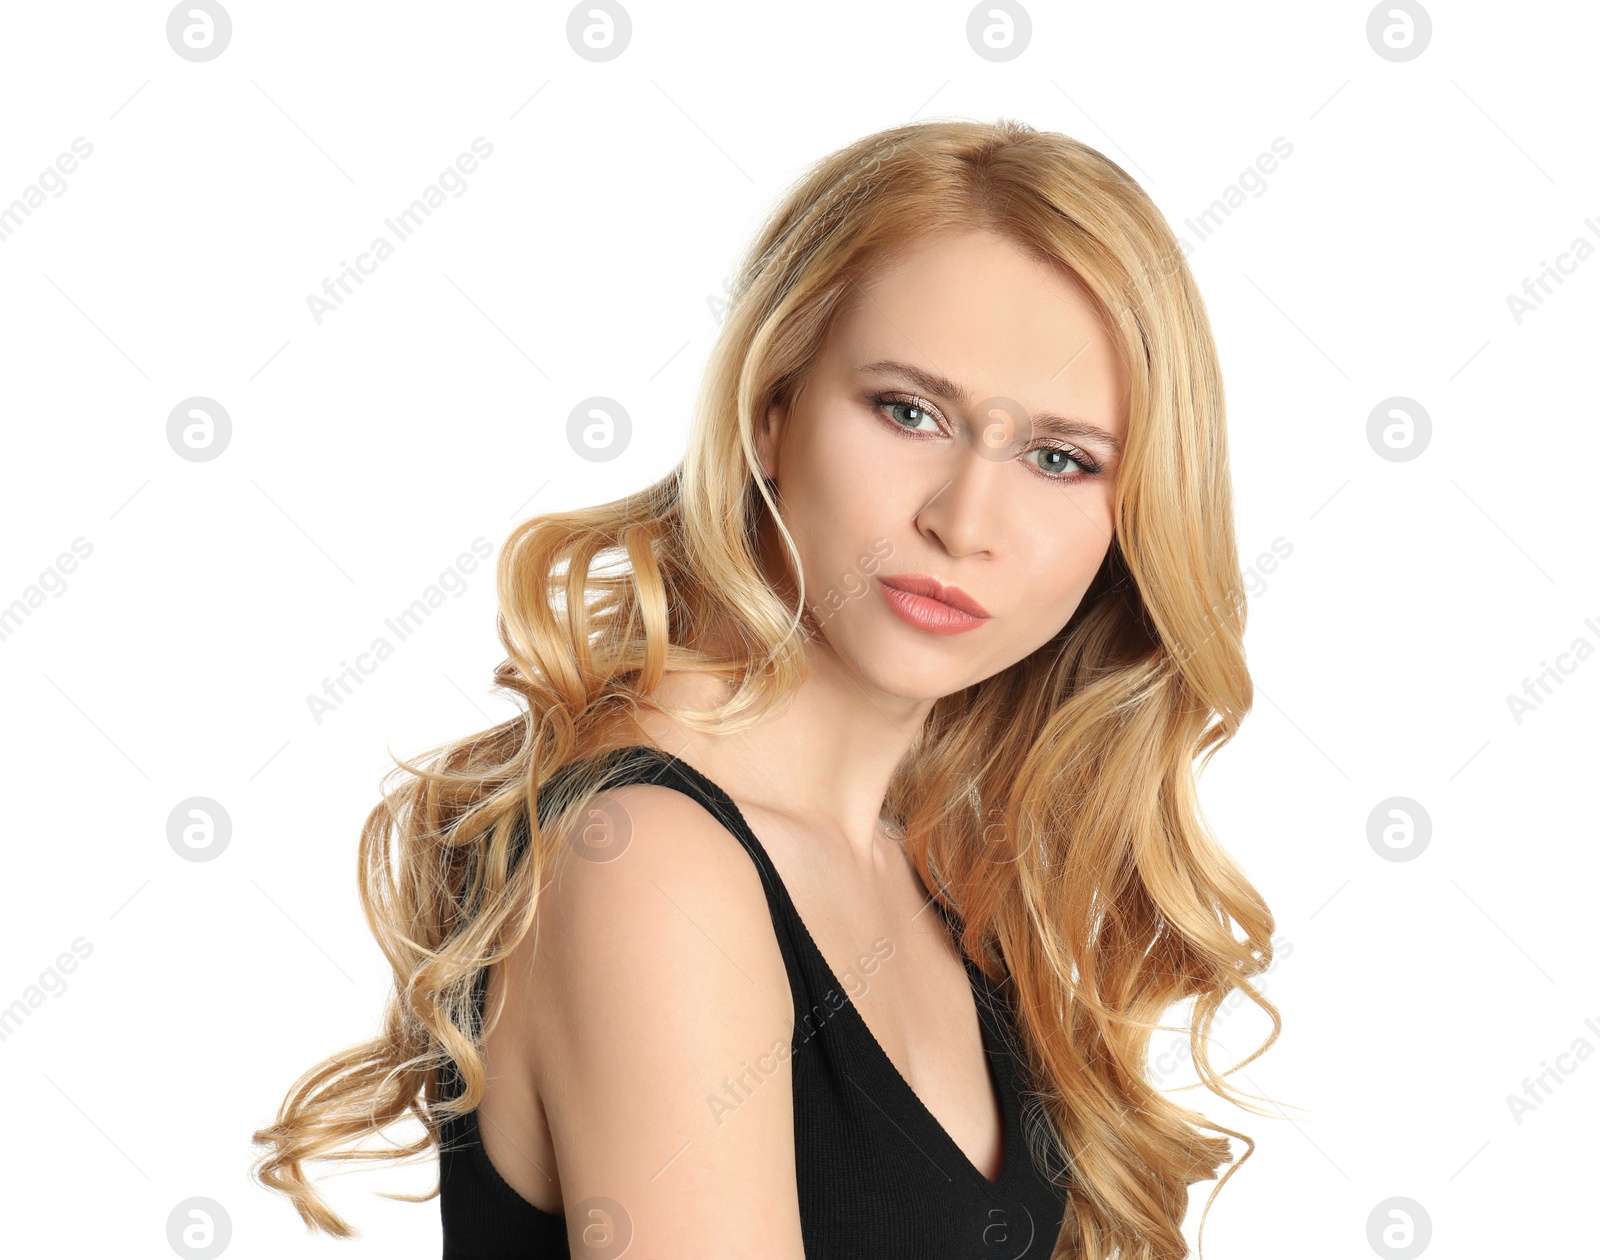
[533, 781, 791, 1018]
[519, 781, 802, 1256]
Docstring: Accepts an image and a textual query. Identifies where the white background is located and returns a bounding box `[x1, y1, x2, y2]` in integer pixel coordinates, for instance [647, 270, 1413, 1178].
[1, 1, 1595, 1256]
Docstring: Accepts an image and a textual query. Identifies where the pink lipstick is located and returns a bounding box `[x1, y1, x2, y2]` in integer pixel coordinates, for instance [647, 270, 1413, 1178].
[877, 574, 991, 635]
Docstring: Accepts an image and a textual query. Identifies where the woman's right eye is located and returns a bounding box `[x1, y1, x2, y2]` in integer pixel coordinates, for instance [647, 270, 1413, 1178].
[872, 393, 942, 435]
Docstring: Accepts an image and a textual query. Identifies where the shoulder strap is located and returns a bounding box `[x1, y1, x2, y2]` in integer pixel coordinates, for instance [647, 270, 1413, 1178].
[552, 743, 818, 1013]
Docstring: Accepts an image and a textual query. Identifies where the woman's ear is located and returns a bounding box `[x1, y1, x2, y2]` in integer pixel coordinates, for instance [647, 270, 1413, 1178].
[755, 398, 786, 481]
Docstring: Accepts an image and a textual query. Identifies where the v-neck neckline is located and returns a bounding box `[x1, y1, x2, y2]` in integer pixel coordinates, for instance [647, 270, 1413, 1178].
[792, 895, 1019, 1187]
[623, 744, 1019, 1189]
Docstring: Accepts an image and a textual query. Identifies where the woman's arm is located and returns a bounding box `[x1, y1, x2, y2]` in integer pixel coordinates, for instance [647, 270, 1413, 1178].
[523, 783, 805, 1257]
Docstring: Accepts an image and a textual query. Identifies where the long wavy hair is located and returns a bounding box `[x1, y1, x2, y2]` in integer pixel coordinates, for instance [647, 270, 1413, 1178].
[251, 116, 1278, 1260]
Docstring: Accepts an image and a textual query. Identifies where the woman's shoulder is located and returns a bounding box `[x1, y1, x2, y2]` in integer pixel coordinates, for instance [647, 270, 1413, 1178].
[506, 780, 805, 1251]
[549, 775, 768, 889]
[532, 777, 791, 1022]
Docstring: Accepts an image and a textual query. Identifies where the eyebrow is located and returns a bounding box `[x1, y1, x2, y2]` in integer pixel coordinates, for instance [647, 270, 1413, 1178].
[856, 358, 1123, 455]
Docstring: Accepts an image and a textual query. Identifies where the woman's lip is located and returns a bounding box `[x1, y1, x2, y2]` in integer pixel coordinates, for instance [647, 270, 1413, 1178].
[878, 574, 990, 617]
[877, 577, 991, 635]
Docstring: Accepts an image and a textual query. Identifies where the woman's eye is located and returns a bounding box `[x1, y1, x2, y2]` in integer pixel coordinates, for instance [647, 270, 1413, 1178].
[883, 399, 940, 434]
[1027, 446, 1092, 478]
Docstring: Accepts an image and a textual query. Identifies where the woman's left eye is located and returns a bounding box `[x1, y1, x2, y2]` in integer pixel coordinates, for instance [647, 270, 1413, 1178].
[878, 397, 940, 434]
[1027, 445, 1099, 480]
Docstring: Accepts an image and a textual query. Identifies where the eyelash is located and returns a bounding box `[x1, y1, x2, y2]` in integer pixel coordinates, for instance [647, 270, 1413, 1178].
[867, 390, 1105, 483]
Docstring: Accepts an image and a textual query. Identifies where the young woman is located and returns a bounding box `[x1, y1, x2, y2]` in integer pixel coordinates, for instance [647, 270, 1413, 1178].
[252, 118, 1279, 1260]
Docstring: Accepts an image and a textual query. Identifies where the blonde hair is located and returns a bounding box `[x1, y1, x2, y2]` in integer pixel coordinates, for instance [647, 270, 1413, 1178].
[251, 117, 1278, 1260]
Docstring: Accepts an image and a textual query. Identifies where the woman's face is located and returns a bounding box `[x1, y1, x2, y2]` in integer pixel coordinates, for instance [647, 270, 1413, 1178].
[755, 227, 1130, 700]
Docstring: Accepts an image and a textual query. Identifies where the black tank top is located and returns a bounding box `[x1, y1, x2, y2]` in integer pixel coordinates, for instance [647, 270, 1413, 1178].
[438, 744, 1069, 1258]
